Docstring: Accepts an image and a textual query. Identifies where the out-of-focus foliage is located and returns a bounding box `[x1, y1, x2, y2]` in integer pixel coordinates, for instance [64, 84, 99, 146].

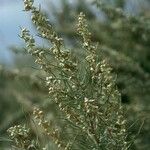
[0, 0, 150, 149]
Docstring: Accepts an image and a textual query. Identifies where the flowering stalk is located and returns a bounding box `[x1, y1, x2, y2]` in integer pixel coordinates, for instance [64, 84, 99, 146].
[8, 0, 129, 149]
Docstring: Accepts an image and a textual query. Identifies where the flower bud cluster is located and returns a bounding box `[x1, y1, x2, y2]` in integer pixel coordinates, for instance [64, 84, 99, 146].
[23, 0, 78, 77]
[77, 12, 127, 149]
[77, 13, 91, 49]
[30, 8, 63, 47]
[33, 107, 64, 149]
[20, 28, 53, 73]
[24, 0, 33, 11]
[7, 125, 30, 140]
[20, 28, 35, 53]
[77, 12, 97, 54]
[7, 125, 31, 148]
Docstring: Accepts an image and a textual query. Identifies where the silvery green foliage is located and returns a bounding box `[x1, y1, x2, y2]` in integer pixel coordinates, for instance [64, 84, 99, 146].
[9, 0, 128, 149]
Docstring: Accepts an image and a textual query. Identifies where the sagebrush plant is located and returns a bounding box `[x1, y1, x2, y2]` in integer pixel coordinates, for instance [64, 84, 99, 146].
[8, 0, 129, 149]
